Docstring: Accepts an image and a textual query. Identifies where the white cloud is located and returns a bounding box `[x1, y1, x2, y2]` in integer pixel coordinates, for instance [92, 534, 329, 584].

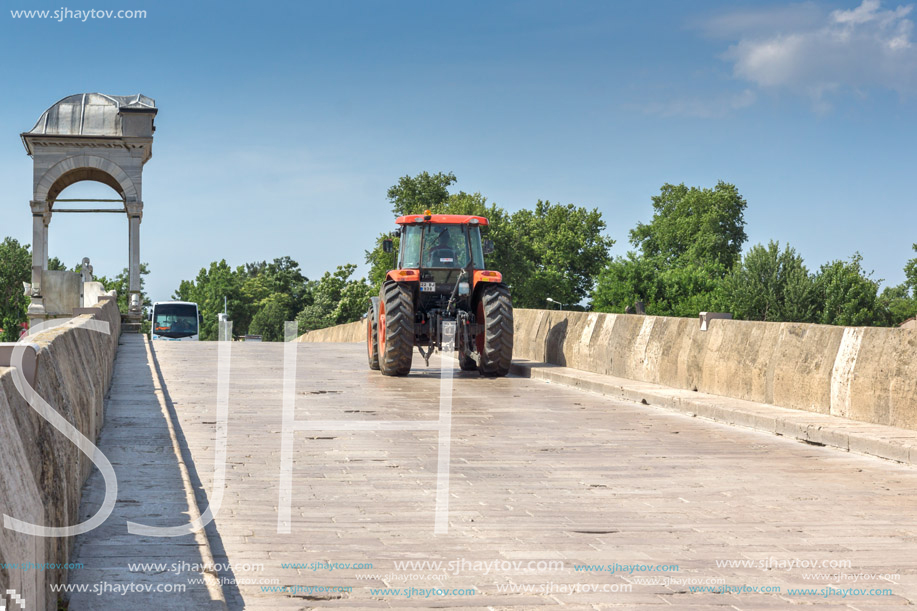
[641, 89, 757, 119]
[698, 2, 825, 39]
[721, 0, 917, 105]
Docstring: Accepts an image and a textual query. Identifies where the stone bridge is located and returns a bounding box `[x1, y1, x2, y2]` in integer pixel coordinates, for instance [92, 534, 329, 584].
[2, 303, 917, 610]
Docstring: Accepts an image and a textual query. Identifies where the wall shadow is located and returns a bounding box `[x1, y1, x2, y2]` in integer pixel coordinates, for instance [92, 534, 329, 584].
[544, 319, 569, 366]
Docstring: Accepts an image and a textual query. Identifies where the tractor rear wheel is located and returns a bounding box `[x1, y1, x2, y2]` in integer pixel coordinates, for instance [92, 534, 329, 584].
[366, 301, 380, 370]
[475, 283, 513, 377]
[378, 281, 414, 376]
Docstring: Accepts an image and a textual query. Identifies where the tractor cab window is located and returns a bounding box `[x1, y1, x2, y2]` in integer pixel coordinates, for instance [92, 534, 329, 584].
[423, 225, 469, 268]
[468, 225, 485, 269]
[400, 225, 423, 268]
[399, 223, 486, 269]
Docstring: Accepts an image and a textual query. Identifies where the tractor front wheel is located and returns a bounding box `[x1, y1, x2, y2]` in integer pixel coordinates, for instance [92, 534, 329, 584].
[378, 281, 414, 376]
[475, 283, 513, 377]
[366, 300, 380, 370]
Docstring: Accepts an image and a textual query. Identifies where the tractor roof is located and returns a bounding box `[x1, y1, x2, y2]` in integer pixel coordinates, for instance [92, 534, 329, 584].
[395, 213, 489, 226]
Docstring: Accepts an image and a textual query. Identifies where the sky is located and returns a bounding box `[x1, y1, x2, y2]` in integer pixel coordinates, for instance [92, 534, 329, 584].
[1, 0, 915, 303]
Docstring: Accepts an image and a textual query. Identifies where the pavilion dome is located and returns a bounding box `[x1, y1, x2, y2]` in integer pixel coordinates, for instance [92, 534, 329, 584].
[27, 93, 156, 137]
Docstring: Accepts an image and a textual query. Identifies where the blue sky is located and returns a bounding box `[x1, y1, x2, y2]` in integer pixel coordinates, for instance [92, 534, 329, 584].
[1, 0, 915, 302]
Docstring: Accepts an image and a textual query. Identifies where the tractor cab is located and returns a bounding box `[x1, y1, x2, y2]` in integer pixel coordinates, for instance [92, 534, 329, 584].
[388, 213, 494, 314]
[397, 218, 488, 270]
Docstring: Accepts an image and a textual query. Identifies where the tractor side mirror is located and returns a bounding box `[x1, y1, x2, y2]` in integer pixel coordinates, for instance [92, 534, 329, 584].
[148, 311, 153, 321]
[383, 239, 394, 253]
[199, 313, 204, 324]
[482, 239, 494, 255]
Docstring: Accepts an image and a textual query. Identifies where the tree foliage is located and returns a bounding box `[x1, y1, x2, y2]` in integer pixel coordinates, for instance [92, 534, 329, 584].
[594, 182, 746, 315]
[720, 241, 816, 322]
[296, 264, 372, 333]
[879, 244, 917, 325]
[631, 181, 747, 269]
[249, 294, 291, 342]
[386, 171, 456, 216]
[172, 257, 373, 341]
[508, 200, 614, 307]
[813, 254, 884, 327]
[0, 238, 31, 341]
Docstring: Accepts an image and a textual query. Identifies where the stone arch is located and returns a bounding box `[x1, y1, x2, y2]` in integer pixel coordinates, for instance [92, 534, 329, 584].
[35, 155, 138, 204]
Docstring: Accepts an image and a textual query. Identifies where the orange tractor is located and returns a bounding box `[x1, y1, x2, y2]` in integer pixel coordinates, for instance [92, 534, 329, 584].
[366, 211, 513, 377]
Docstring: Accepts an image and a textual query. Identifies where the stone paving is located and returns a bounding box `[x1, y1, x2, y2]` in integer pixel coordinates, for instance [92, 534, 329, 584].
[140, 340, 917, 610]
[68, 335, 225, 610]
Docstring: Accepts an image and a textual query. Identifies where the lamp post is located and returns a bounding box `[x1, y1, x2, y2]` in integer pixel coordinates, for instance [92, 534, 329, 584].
[546, 297, 566, 311]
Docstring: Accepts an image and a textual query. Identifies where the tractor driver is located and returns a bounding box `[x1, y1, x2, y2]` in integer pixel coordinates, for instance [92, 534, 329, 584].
[426, 228, 457, 267]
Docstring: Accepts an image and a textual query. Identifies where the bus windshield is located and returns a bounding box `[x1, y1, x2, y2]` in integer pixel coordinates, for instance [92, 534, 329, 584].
[152, 303, 199, 338]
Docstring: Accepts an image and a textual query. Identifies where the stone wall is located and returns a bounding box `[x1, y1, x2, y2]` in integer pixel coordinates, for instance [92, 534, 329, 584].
[514, 309, 917, 430]
[0, 298, 121, 610]
[297, 320, 363, 343]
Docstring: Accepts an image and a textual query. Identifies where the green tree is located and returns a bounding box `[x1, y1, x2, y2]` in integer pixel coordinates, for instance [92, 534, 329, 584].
[0, 238, 31, 341]
[249, 294, 291, 342]
[879, 283, 917, 326]
[813, 254, 886, 326]
[721, 241, 816, 322]
[905, 244, 917, 294]
[386, 171, 456, 216]
[877, 244, 917, 325]
[47, 256, 67, 271]
[591, 254, 653, 313]
[593, 256, 725, 316]
[296, 264, 372, 333]
[507, 200, 614, 308]
[593, 182, 747, 316]
[631, 181, 748, 269]
[240, 256, 311, 334]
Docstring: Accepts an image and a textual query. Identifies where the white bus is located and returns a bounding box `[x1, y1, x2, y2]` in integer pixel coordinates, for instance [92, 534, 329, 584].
[150, 301, 202, 341]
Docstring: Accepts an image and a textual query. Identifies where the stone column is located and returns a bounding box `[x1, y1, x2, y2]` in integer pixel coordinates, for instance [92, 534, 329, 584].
[28, 201, 49, 324]
[42, 215, 49, 269]
[29, 201, 50, 294]
[126, 201, 143, 314]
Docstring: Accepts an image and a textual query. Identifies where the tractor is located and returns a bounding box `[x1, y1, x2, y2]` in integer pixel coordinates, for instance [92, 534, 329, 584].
[366, 211, 513, 377]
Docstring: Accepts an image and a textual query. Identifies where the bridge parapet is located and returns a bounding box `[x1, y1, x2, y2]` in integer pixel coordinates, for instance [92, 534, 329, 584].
[297, 320, 363, 343]
[514, 309, 917, 430]
[0, 297, 120, 610]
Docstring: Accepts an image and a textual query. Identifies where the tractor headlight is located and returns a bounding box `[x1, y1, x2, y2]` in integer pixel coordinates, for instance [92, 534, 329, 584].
[458, 281, 470, 296]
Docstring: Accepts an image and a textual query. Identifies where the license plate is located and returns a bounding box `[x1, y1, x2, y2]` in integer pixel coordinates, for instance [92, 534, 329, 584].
[420, 282, 436, 292]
